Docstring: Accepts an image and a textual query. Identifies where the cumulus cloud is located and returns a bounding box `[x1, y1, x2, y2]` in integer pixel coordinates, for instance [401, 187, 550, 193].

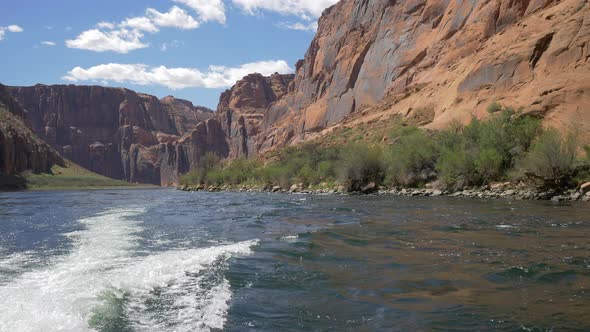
[277, 21, 318, 32]
[66, 28, 148, 53]
[6, 25, 23, 33]
[231, 0, 338, 20]
[96, 22, 115, 30]
[145, 6, 200, 30]
[120, 16, 158, 33]
[174, 0, 226, 24]
[41, 41, 56, 46]
[63, 60, 293, 89]
[0, 24, 23, 40]
[68, 6, 198, 53]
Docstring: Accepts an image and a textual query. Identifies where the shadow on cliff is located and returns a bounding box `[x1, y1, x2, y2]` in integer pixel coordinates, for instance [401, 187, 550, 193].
[0, 174, 27, 190]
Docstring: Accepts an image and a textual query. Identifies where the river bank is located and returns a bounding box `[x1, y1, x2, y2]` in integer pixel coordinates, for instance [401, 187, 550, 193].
[177, 181, 590, 203]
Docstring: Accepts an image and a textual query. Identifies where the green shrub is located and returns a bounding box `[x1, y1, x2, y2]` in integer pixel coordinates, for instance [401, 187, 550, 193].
[338, 144, 385, 192]
[436, 143, 478, 190]
[179, 169, 205, 186]
[486, 101, 502, 114]
[517, 129, 578, 189]
[179, 152, 222, 185]
[385, 128, 438, 187]
[434, 107, 542, 189]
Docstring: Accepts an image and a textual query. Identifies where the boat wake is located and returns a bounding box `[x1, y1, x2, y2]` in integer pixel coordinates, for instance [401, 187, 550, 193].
[0, 207, 258, 332]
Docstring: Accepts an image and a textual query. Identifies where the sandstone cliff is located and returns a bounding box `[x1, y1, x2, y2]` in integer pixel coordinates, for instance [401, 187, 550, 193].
[217, 73, 294, 158]
[254, 0, 590, 151]
[9, 85, 213, 184]
[0, 84, 63, 182]
[156, 73, 294, 186]
[6, 0, 589, 186]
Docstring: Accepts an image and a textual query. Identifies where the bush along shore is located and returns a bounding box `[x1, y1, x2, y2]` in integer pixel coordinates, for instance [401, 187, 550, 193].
[178, 106, 590, 202]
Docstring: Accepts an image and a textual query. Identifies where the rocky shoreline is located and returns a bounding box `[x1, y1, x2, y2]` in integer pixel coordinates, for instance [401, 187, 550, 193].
[177, 182, 590, 203]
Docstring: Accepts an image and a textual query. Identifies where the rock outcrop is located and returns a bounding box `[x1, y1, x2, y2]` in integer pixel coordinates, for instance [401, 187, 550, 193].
[0, 84, 63, 181]
[217, 73, 294, 158]
[8, 85, 213, 184]
[156, 73, 294, 186]
[254, 0, 590, 151]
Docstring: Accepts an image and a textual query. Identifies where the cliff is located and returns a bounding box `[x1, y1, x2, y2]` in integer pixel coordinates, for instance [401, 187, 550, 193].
[8, 85, 213, 184]
[156, 73, 294, 185]
[154, 0, 590, 184]
[6, 0, 588, 186]
[253, 0, 590, 151]
[0, 84, 64, 185]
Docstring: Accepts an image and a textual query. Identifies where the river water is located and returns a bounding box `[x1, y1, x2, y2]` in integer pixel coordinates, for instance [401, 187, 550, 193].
[0, 189, 588, 331]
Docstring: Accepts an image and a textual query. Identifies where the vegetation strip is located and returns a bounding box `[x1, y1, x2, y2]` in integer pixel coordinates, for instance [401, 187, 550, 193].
[179, 106, 590, 202]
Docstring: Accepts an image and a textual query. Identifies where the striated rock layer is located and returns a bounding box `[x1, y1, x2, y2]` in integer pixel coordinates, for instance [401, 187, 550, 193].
[9, 85, 213, 184]
[252, 0, 590, 151]
[0, 84, 63, 179]
[157, 72, 294, 185]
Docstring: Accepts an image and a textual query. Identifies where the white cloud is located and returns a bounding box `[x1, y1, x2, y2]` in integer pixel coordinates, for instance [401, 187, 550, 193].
[145, 6, 200, 30]
[69, 6, 200, 53]
[63, 60, 293, 89]
[41, 41, 56, 46]
[278, 21, 318, 32]
[0, 24, 23, 40]
[231, 0, 338, 20]
[174, 0, 226, 24]
[7, 25, 23, 33]
[66, 29, 148, 53]
[160, 40, 184, 52]
[96, 22, 116, 29]
[120, 16, 158, 33]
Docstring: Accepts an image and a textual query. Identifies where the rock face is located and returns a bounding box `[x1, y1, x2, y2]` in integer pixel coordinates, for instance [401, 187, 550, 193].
[0, 84, 63, 179]
[156, 73, 294, 186]
[158, 0, 589, 184]
[253, 0, 590, 151]
[6, 0, 589, 186]
[217, 73, 294, 158]
[9, 85, 213, 184]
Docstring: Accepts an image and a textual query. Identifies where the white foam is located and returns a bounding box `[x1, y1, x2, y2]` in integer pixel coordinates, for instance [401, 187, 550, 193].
[0, 207, 258, 332]
[496, 224, 515, 229]
[0, 251, 37, 272]
[280, 235, 299, 243]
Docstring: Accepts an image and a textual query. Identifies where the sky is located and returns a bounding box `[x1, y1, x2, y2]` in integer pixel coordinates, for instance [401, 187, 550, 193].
[0, 0, 339, 109]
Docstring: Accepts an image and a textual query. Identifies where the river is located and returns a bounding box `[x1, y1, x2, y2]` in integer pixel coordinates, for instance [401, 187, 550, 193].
[0, 189, 588, 331]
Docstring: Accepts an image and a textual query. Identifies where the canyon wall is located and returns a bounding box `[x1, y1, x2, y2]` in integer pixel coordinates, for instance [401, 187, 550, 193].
[9, 85, 213, 184]
[157, 73, 294, 185]
[253, 0, 590, 151]
[0, 84, 63, 179]
[5, 0, 589, 186]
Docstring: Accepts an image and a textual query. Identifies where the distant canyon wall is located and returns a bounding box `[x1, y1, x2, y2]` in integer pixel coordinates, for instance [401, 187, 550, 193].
[9, 85, 213, 184]
[0, 84, 63, 178]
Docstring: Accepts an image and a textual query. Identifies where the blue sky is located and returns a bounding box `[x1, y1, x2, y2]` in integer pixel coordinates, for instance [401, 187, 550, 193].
[0, 0, 338, 108]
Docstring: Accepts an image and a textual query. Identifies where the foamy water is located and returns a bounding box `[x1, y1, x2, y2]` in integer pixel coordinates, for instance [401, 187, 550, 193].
[0, 207, 258, 332]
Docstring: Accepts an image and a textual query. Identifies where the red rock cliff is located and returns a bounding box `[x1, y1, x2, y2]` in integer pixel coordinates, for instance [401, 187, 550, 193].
[0, 84, 63, 180]
[255, 0, 590, 151]
[8, 85, 213, 184]
[156, 73, 294, 186]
